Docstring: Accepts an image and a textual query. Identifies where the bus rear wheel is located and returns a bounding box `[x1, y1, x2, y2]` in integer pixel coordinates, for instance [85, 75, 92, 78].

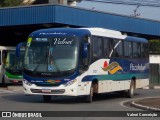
[85, 84, 93, 103]
[43, 95, 51, 103]
[125, 80, 135, 98]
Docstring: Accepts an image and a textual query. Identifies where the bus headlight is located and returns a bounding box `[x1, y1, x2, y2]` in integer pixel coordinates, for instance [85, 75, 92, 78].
[64, 79, 77, 86]
[23, 79, 32, 86]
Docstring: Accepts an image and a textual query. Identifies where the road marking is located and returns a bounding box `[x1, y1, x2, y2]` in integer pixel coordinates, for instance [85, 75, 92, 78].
[120, 98, 138, 109]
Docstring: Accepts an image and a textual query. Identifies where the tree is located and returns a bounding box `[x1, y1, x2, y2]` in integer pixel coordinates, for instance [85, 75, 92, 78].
[0, 0, 23, 7]
[149, 40, 160, 53]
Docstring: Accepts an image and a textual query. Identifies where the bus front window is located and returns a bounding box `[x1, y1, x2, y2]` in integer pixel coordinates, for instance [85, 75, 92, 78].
[5, 50, 24, 70]
[24, 36, 78, 74]
[5, 50, 15, 68]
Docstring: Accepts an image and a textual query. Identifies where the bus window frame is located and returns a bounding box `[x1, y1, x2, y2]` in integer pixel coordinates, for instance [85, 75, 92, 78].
[91, 36, 103, 59]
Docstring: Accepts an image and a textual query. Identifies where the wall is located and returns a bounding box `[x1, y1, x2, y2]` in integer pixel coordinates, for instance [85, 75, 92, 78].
[149, 54, 160, 64]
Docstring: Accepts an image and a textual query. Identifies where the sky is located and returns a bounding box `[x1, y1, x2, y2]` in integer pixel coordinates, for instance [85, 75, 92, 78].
[77, 0, 160, 21]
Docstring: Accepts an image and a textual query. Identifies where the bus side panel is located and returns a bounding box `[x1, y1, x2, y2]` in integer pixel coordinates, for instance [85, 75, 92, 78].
[97, 81, 104, 93]
[98, 80, 131, 93]
[77, 82, 88, 96]
[77, 72, 92, 96]
[116, 81, 125, 91]
[125, 80, 131, 90]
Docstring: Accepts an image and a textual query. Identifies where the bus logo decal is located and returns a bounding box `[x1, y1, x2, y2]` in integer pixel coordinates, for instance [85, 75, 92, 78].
[46, 80, 61, 83]
[130, 63, 146, 71]
[102, 61, 123, 74]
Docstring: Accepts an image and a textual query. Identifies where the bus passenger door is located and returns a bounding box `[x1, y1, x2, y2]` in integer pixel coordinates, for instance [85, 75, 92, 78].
[0, 50, 7, 83]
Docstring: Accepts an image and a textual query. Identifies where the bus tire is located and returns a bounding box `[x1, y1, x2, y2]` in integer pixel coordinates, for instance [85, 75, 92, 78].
[85, 84, 93, 103]
[43, 95, 51, 103]
[125, 80, 135, 98]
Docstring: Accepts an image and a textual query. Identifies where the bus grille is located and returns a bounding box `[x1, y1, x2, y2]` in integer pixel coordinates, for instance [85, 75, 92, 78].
[34, 83, 60, 87]
[30, 89, 65, 94]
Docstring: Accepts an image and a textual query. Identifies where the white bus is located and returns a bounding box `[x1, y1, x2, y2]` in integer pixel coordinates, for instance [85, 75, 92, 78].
[18, 28, 149, 103]
[0, 46, 23, 85]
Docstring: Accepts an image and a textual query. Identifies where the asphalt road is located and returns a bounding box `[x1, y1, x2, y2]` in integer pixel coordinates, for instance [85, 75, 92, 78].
[0, 88, 160, 120]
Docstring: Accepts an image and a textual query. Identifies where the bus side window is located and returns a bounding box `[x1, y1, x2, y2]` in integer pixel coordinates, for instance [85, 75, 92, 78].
[113, 39, 123, 57]
[133, 42, 141, 58]
[124, 41, 132, 58]
[109, 39, 115, 57]
[103, 37, 110, 57]
[92, 36, 102, 58]
[137, 43, 141, 57]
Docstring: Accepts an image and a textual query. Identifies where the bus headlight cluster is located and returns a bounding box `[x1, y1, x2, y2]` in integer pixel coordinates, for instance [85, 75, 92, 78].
[23, 79, 32, 86]
[64, 79, 77, 86]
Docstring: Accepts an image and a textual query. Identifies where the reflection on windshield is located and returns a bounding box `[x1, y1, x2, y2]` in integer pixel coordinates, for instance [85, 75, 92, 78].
[24, 36, 78, 73]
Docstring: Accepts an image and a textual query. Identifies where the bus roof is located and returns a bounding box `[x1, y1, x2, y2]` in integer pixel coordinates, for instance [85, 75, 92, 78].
[29, 27, 148, 43]
[29, 28, 91, 37]
[83, 28, 126, 39]
[125, 36, 148, 43]
[84, 28, 148, 43]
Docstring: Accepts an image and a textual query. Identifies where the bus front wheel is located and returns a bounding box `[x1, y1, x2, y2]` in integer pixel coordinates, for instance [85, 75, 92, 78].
[85, 84, 93, 103]
[43, 95, 51, 103]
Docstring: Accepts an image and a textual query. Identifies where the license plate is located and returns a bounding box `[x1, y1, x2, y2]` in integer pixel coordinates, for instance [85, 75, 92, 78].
[42, 89, 51, 93]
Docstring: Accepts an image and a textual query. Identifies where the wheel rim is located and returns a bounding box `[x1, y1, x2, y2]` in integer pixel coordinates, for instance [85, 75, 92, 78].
[130, 82, 134, 96]
[91, 86, 93, 97]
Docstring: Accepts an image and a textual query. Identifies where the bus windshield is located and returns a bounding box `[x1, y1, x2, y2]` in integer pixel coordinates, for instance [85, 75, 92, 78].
[24, 36, 78, 73]
[5, 50, 24, 70]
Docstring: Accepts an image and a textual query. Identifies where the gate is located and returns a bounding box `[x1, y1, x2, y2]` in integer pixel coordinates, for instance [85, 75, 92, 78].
[149, 64, 160, 86]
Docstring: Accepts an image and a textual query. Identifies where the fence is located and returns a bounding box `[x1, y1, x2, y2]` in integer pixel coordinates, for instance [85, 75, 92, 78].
[149, 64, 160, 86]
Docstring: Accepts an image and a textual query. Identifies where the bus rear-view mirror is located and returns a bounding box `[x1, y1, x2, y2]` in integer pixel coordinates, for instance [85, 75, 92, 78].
[82, 43, 90, 66]
[16, 42, 26, 58]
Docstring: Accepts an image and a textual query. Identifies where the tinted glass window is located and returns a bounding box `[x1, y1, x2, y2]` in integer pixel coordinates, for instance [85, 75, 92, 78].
[103, 37, 110, 57]
[133, 42, 141, 58]
[92, 36, 102, 58]
[109, 39, 115, 57]
[114, 40, 123, 57]
[24, 36, 78, 73]
[124, 41, 132, 58]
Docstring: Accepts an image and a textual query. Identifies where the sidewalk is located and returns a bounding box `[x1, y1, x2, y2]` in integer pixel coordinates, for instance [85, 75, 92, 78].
[132, 85, 160, 111]
[130, 85, 160, 111]
[0, 86, 23, 94]
[131, 97, 160, 111]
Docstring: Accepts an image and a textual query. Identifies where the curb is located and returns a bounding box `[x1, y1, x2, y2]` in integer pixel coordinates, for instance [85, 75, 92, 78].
[131, 98, 160, 111]
[150, 86, 160, 89]
[142, 86, 160, 89]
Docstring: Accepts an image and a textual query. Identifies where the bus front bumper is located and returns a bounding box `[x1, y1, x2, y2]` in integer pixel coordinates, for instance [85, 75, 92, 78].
[5, 77, 22, 84]
[23, 82, 78, 96]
